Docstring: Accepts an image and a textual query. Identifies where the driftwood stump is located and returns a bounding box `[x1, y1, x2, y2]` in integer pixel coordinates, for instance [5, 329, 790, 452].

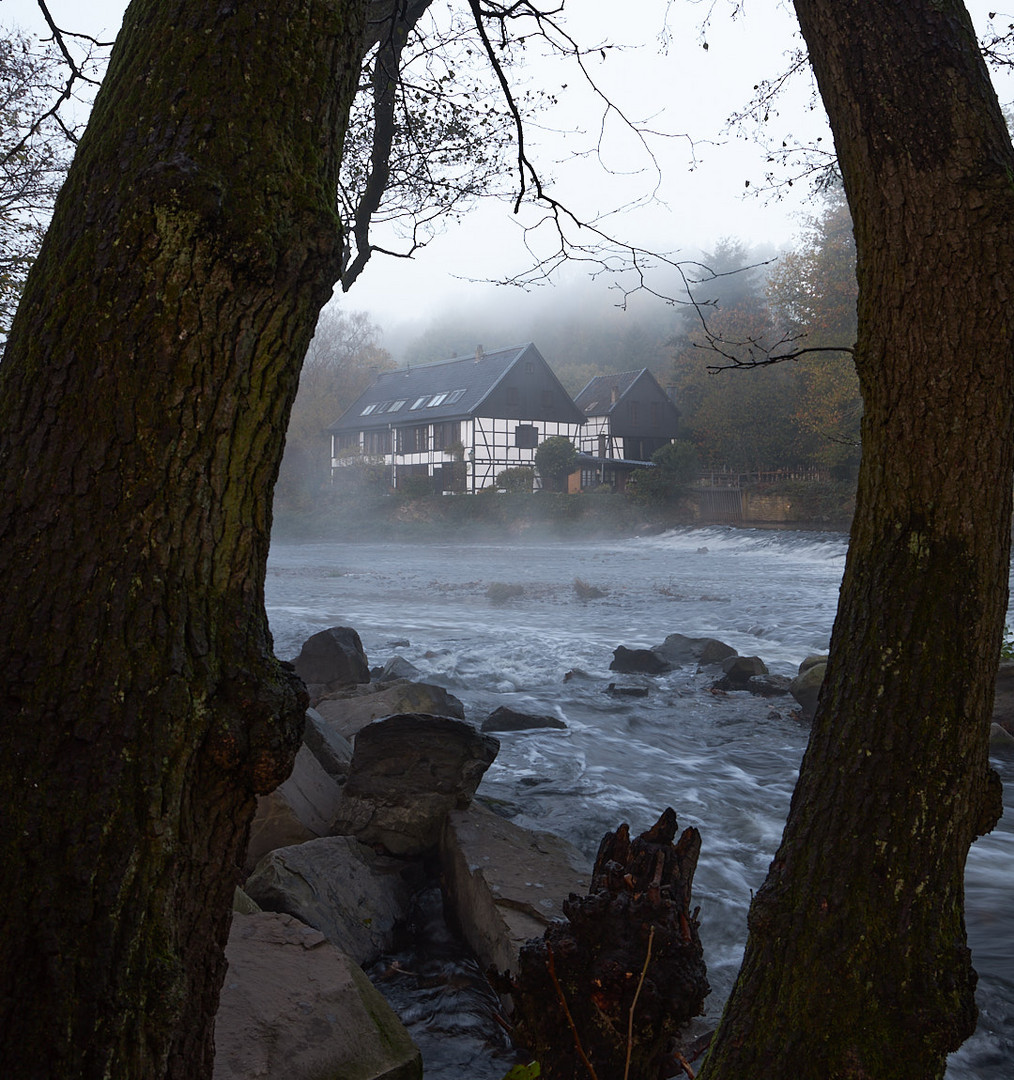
[507, 807, 709, 1079]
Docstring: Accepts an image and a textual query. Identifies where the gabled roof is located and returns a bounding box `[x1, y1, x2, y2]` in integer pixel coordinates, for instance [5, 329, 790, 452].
[328, 342, 584, 431]
[573, 368, 680, 424]
[573, 370, 646, 416]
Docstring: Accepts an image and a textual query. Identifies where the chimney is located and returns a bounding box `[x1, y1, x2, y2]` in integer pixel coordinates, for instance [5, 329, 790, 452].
[475, 345, 484, 362]
[611, 385, 620, 405]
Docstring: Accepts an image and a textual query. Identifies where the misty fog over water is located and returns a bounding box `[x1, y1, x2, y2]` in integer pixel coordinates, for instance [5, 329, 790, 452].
[265, 527, 1014, 1078]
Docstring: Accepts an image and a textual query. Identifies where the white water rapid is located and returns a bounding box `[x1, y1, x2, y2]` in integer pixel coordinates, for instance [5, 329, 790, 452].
[265, 527, 1013, 1078]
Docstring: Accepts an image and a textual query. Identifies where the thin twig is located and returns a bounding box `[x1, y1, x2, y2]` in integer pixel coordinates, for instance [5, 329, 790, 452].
[674, 1050, 696, 1079]
[545, 942, 600, 1080]
[623, 925, 655, 1080]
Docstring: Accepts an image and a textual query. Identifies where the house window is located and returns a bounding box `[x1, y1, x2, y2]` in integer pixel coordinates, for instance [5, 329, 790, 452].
[363, 429, 388, 455]
[525, 360, 535, 374]
[335, 432, 358, 452]
[434, 420, 461, 451]
[388, 399, 407, 413]
[515, 424, 538, 449]
[410, 396, 430, 410]
[446, 388, 467, 404]
[360, 403, 378, 415]
[396, 425, 429, 453]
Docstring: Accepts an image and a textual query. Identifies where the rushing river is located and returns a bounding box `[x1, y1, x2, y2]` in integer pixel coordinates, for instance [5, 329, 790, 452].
[265, 526, 1014, 1078]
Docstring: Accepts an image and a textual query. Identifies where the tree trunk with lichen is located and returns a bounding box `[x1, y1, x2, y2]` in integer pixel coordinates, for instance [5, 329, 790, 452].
[508, 808, 709, 1079]
[701, 3, 1014, 1078]
[0, 2, 369, 1077]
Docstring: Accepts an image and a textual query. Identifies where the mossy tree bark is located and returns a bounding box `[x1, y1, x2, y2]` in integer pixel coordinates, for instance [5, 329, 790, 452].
[0, 2, 373, 1077]
[701, 3, 1014, 1077]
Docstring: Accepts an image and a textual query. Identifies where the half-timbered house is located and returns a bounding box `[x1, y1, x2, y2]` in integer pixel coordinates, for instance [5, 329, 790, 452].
[572, 369, 681, 491]
[327, 343, 585, 493]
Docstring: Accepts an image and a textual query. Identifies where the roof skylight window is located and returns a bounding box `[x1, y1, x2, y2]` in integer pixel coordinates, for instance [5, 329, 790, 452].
[446, 389, 466, 404]
[360, 403, 378, 415]
[410, 396, 430, 409]
[427, 393, 448, 407]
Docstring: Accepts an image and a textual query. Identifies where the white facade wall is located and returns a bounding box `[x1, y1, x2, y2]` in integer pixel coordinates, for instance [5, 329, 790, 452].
[331, 416, 584, 491]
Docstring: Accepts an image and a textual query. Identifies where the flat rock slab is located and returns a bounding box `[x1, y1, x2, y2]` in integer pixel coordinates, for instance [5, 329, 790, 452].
[440, 801, 592, 978]
[214, 912, 421, 1080]
[246, 744, 344, 872]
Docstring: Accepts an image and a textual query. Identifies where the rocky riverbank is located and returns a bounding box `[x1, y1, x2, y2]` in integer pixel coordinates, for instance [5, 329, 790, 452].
[216, 624, 1014, 1079]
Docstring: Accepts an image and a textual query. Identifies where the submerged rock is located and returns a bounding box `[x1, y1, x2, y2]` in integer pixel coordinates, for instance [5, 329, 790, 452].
[610, 645, 670, 674]
[481, 705, 567, 732]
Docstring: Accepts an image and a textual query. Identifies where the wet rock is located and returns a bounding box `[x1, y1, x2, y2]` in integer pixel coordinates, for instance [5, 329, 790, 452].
[989, 722, 1014, 757]
[439, 800, 592, 977]
[713, 654, 769, 690]
[481, 705, 567, 732]
[373, 655, 422, 682]
[232, 888, 261, 915]
[331, 714, 499, 855]
[610, 645, 670, 674]
[246, 745, 344, 873]
[791, 659, 827, 720]
[992, 660, 1014, 733]
[244, 836, 415, 966]
[214, 912, 421, 1080]
[605, 682, 650, 697]
[292, 626, 370, 698]
[315, 679, 466, 741]
[655, 632, 737, 667]
[302, 706, 353, 782]
[744, 673, 792, 697]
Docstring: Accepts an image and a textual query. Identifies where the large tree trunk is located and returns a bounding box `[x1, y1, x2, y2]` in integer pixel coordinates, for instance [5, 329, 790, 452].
[0, 2, 369, 1077]
[702, 3, 1014, 1077]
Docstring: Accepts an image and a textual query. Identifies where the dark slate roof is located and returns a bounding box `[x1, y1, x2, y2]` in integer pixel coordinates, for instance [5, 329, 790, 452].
[573, 370, 645, 416]
[328, 342, 584, 431]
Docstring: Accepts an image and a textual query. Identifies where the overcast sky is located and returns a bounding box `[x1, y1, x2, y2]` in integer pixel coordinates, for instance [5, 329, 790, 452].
[5, 0, 1014, 350]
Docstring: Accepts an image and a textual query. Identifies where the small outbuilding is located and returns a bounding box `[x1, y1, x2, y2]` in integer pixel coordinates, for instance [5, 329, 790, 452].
[572, 369, 681, 491]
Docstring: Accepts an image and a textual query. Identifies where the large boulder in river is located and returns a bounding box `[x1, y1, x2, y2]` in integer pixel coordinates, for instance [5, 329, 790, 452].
[214, 912, 421, 1080]
[244, 836, 414, 966]
[315, 679, 465, 741]
[292, 626, 370, 695]
[245, 744, 344, 872]
[331, 714, 500, 855]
